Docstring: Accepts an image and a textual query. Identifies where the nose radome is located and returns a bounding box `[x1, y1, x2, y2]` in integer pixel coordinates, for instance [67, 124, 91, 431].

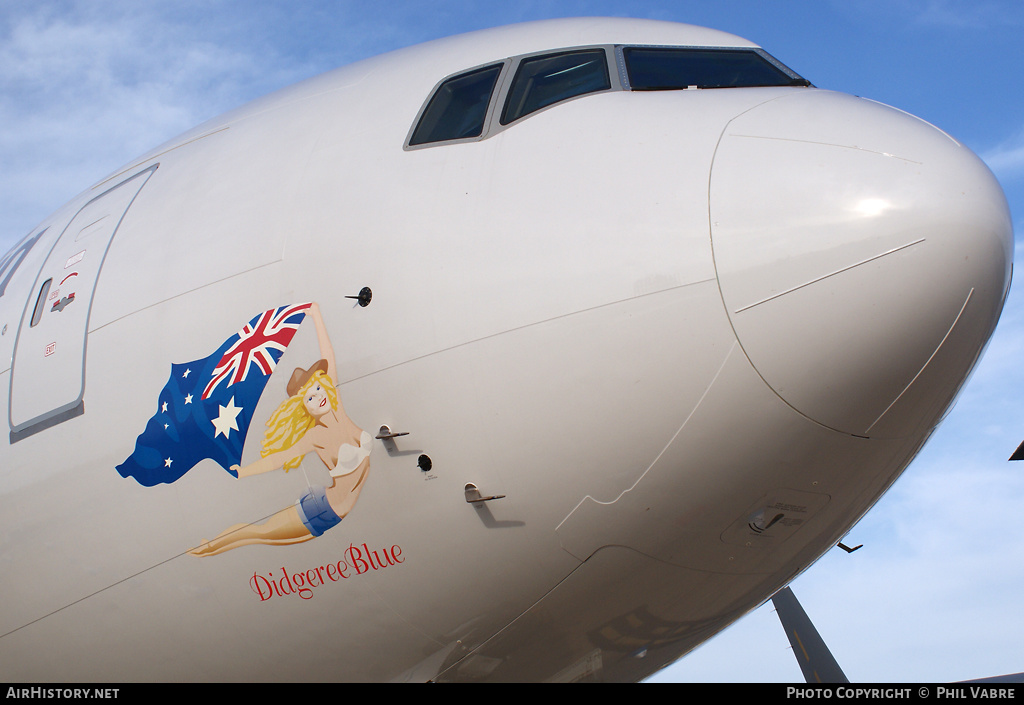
[710, 90, 1012, 439]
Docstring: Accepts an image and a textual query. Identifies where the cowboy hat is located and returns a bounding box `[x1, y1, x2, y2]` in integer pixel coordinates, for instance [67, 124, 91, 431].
[286, 359, 329, 396]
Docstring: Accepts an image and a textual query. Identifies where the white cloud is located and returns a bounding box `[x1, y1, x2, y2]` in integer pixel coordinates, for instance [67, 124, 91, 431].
[913, 0, 1002, 29]
[981, 129, 1024, 180]
[0, 2, 325, 254]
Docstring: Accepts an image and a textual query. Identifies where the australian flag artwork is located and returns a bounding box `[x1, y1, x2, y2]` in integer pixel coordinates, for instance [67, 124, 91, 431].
[116, 303, 312, 486]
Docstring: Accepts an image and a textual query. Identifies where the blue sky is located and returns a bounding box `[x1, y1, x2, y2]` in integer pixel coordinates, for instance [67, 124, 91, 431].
[2, 0, 1024, 683]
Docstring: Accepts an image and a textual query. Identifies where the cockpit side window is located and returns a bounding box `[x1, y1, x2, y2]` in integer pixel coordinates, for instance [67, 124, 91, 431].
[622, 47, 809, 90]
[409, 63, 504, 146]
[500, 49, 611, 125]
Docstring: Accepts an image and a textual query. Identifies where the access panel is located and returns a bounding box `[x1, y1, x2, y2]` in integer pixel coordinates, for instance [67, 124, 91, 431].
[9, 166, 157, 441]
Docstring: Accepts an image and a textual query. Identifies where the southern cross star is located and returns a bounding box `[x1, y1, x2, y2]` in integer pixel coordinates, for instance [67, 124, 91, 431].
[211, 396, 243, 439]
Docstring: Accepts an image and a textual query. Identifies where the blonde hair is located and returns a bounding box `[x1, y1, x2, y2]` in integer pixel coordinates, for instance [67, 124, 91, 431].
[261, 370, 338, 470]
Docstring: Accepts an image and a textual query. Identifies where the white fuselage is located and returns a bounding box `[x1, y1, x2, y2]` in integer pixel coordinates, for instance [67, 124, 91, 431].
[0, 18, 1012, 682]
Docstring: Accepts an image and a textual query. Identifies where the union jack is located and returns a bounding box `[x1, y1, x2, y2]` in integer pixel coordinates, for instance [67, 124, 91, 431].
[201, 303, 312, 400]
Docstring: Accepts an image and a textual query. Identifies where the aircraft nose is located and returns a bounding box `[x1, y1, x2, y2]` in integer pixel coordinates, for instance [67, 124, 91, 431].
[710, 90, 1012, 438]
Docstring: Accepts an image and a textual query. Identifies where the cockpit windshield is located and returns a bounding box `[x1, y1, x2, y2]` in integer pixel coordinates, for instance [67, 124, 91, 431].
[501, 49, 611, 125]
[406, 44, 810, 148]
[622, 47, 810, 90]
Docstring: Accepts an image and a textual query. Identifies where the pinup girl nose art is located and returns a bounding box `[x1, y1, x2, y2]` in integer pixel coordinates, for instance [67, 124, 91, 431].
[116, 302, 370, 556]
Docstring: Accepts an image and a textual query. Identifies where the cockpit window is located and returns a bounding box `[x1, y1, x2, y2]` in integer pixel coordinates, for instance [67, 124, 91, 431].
[409, 63, 504, 146]
[622, 47, 809, 90]
[407, 44, 810, 149]
[500, 49, 610, 125]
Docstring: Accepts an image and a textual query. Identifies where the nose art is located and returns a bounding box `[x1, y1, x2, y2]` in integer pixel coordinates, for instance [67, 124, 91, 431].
[710, 91, 1012, 438]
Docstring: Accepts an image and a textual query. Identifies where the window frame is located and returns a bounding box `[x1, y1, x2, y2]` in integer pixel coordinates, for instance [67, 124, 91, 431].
[405, 46, 622, 150]
[616, 44, 810, 90]
[404, 60, 511, 150]
[487, 45, 622, 139]
[498, 47, 615, 127]
[404, 43, 808, 150]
